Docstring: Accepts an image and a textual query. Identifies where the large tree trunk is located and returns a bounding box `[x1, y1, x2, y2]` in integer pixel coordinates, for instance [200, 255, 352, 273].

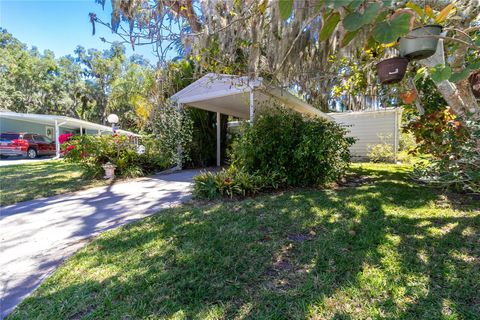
[419, 41, 480, 154]
[430, 78, 480, 120]
[420, 41, 479, 121]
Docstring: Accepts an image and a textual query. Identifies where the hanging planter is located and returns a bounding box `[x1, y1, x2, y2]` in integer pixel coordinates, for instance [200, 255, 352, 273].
[377, 57, 409, 84]
[469, 71, 480, 99]
[399, 25, 443, 60]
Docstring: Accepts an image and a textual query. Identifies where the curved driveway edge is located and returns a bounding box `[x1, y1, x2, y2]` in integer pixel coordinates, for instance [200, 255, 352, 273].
[0, 169, 199, 319]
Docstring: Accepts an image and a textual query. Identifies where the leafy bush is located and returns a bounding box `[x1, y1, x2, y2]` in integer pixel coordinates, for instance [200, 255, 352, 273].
[367, 134, 395, 163]
[413, 118, 480, 194]
[193, 167, 268, 199]
[63, 134, 170, 179]
[397, 132, 422, 164]
[233, 108, 354, 185]
[402, 76, 479, 193]
[399, 131, 416, 152]
[194, 107, 355, 199]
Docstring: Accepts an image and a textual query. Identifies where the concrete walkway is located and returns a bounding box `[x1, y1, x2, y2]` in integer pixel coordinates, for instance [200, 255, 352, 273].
[0, 169, 199, 318]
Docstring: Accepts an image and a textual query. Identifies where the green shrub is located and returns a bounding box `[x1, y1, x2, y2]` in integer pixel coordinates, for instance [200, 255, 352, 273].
[399, 131, 416, 153]
[401, 76, 479, 193]
[194, 167, 284, 200]
[194, 107, 355, 199]
[232, 107, 354, 186]
[396, 132, 420, 164]
[63, 134, 170, 179]
[367, 134, 395, 163]
[193, 171, 221, 199]
[150, 101, 193, 167]
[413, 118, 480, 194]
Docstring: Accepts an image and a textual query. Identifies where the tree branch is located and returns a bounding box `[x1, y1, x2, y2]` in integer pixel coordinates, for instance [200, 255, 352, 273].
[273, 12, 322, 76]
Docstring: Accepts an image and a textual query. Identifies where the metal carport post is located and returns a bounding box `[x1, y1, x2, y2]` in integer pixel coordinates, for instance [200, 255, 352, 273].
[249, 89, 254, 124]
[54, 120, 67, 159]
[216, 112, 221, 167]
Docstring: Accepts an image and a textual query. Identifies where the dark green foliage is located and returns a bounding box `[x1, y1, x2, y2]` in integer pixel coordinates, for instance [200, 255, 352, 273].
[194, 108, 355, 199]
[403, 77, 479, 193]
[193, 166, 283, 199]
[185, 109, 229, 168]
[63, 134, 170, 179]
[372, 13, 411, 43]
[414, 118, 480, 193]
[233, 108, 354, 186]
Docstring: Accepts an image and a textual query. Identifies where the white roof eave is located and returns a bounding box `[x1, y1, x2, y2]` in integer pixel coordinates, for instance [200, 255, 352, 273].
[171, 73, 262, 104]
[259, 85, 333, 121]
[0, 112, 141, 137]
[169, 74, 331, 121]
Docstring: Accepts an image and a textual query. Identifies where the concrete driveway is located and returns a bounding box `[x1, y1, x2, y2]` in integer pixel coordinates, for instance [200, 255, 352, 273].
[0, 169, 199, 318]
[0, 156, 54, 166]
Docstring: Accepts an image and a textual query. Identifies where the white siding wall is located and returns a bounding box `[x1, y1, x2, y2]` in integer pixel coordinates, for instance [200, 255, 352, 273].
[329, 109, 401, 159]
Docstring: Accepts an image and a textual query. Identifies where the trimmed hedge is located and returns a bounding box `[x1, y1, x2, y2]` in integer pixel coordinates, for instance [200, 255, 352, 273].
[194, 107, 355, 199]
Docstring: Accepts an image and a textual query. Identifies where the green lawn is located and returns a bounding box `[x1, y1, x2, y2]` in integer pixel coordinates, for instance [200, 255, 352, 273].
[0, 161, 105, 206]
[8, 163, 480, 319]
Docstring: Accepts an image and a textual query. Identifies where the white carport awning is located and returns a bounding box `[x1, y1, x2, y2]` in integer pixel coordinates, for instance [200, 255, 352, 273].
[0, 112, 141, 137]
[0, 111, 141, 158]
[170, 73, 332, 120]
[170, 74, 331, 168]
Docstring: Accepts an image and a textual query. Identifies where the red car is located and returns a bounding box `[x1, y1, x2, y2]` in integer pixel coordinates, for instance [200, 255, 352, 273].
[0, 132, 56, 159]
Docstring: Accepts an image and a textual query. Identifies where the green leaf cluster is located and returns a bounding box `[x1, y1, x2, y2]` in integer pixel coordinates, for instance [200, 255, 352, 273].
[373, 13, 411, 44]
[430, 64, 452, 83]
[278, 0, 294, 20]
[430, 61, 480, 83]
[320, 12, 341, 42]
[194, 107, 355, 199]
[343, 3, 381, 32]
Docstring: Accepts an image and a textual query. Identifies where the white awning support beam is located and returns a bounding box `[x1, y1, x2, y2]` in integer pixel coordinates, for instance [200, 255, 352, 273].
[54, 120, 67, 158]
[216, 112, 221, 167]
[249, 89, 254, 124]
[176, 103, 184, 170]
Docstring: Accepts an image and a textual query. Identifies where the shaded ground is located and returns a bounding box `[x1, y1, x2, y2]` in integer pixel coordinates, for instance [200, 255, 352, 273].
[0, 169, 199, 318]
[0, 161, 105, 206]
[6, 163, 480, 320]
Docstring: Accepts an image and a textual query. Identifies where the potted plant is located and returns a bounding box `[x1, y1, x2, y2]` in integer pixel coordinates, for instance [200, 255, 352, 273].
[399, 25, 443, 60]
[398, 4, 455, 60]
[377, 57, 409, 84]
